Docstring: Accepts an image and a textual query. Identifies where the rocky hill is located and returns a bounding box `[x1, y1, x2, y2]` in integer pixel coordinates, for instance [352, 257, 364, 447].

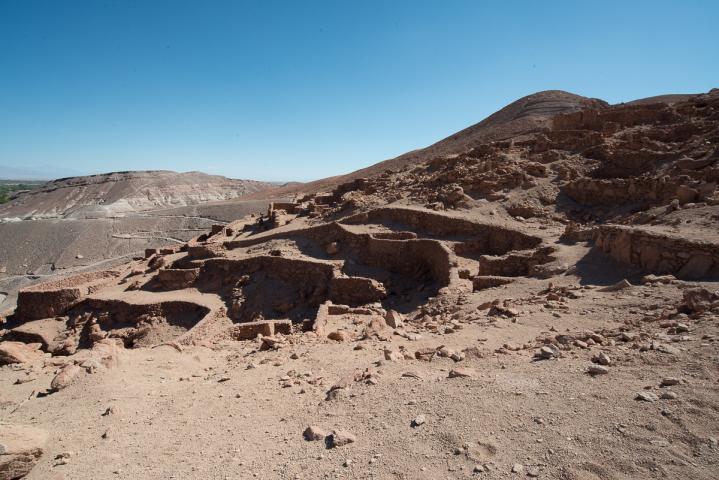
[244, 90, 609, 199]
[0, 170, 273, 219]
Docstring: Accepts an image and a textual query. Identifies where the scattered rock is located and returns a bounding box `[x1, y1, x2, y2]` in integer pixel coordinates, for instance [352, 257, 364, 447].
[328, 430, 356, 448]
[385, 310, 404, 328]
[635, 392, 659, 402]
[599, 279, 632, 292]
[641, 274, 676, 284]
[414, 348, 436, 361]
[50, 364, 83, 392]
[448, 367, 474, 378]
[586, 365, 609, 376]
[592, 352, 611, 366]
[328, 330, 351, 342]
[534, 346, 556, 360]
[0, 342, 44, 365]
[411, 415, 426, 427]
[303, 426, 327, 441]
[383, 349, 404, 362]
[660, 377, 681, 387]
[656, 344, 681, 355]
[527, 466, 540, 477]
[325, 242, 340, 255]
[0, 424, 48, 480]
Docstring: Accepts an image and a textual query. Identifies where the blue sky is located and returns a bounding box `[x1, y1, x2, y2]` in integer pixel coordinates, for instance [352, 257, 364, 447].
[1, 1, 717, 181]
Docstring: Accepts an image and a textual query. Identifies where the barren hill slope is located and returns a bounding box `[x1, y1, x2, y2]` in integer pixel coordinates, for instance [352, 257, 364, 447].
[0, 170, 273, 219]
[245, 90, 608, 199]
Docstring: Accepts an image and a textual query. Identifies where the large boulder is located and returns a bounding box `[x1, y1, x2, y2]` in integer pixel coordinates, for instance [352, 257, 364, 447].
[679, 288, 719, 314]
[0, 424, 48, 480]
[0, 342, 44, 366]
[7, 319, 65, 352]
[50, 364, 83, 392]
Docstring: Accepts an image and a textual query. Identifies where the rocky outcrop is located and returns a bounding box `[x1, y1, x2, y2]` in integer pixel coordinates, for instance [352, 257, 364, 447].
[0, 341, 44, 365]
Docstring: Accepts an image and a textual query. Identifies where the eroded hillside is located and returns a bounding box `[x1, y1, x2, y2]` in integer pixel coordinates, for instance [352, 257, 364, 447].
[0, 170, 273, 219]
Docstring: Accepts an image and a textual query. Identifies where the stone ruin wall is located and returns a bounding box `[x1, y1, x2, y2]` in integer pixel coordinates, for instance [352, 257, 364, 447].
[594, 225, 719, 280]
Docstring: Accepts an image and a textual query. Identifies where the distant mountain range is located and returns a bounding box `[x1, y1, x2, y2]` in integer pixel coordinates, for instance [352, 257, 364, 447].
[0, 170, 274, 218]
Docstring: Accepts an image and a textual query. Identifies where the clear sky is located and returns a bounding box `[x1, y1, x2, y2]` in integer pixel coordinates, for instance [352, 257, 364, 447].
[1, 1, 717, 181]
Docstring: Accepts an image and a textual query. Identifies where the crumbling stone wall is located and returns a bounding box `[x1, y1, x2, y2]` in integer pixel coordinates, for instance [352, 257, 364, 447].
[15, 271, 119, 321]
[562, 176, 713, 206]
[594, 225, 719, 279]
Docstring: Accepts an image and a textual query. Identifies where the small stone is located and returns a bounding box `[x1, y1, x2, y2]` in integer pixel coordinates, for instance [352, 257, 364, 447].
[343, 458, 352, 467]
[635, 392, 659, 402]
[450, 352, 465, 362]
[599, 279, 632, 292]
[411, 415, 426, 427]
[303, 426, 327, 441]
[660, 391, 678, 400]
[592, 352, 611, 366]
[326, 242, 340, 255]
[328, 430, 356, 448]
[586, 365, 609, 376]
[512, 463, 523, 473]
[535, 346, 555, 360]
[328, 330, 351, 342]
[384, 349, 404, 361]
[448, 368, 474, 378]
[385, 310, 404, 328]
[657, 344, 680, 355]
[660, 377, 681, 387]
[527, 466, 540, 477]
[473, 464, 485, 473]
